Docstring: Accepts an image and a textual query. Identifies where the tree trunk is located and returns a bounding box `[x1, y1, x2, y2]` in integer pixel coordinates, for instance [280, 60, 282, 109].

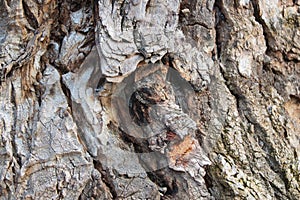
[0, 0, 299, 199]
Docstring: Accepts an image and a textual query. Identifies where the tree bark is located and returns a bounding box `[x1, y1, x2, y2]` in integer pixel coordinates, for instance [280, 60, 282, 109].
[0, 0, 299, 199]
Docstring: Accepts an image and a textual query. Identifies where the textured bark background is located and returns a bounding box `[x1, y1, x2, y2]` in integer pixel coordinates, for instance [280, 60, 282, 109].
[0, 0, 299, 199]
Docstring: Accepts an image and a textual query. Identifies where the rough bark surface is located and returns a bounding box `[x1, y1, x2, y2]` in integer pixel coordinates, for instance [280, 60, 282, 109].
[0, 0, 299, 199]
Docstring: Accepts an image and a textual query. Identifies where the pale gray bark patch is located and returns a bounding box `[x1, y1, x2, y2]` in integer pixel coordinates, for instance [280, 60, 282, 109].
[0, 0, 299, 199]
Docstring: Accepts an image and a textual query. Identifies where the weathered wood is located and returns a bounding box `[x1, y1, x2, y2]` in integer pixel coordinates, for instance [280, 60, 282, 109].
[0, 0, 299, 199]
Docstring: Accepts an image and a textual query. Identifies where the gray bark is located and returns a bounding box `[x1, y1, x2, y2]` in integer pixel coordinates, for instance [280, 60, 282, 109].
[0, 0, 299, 199]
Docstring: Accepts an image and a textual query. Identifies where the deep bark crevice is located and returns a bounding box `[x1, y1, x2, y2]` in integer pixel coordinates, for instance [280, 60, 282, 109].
[59, 76, 73, 113]
[22, 0, 38, 30]
[93, 159, 118, 199]
[146, 170, 179, 198]
[251, 0, 274, 55]
[145, 0, 151, 13]
[214, 2, 227, 61]
[120, 0, 129, 32]
[9, 82, 22, 185]
[203, 165, 213, 195]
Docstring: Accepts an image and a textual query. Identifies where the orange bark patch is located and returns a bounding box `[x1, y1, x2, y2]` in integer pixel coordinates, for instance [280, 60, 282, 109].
[168, 136, 196, 167]
[285, 96, 300, 125]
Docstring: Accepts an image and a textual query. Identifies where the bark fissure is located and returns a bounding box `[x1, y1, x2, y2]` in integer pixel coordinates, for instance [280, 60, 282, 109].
[251, 0, 273, 54]
[22, 0, 38, 30]
[93, 160, 118, 199]
[10, 82, 21, 186]
[0, 0, 299, 199]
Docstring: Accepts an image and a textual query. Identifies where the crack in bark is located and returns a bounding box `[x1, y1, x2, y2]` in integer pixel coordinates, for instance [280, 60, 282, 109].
[214, 3, 226, 60]
[22, 0, 38, 30]
[9, 82, 21, 185]
[59, 76, 73, 113]
[185, 22, 210, 29]
[251, 0, 274, 54]
[93, 160, 118, 199]
[120, 0, 130, 32]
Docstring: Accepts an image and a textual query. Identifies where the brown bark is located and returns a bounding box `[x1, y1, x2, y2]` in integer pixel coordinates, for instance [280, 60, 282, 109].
[0, 0, 299, 199]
